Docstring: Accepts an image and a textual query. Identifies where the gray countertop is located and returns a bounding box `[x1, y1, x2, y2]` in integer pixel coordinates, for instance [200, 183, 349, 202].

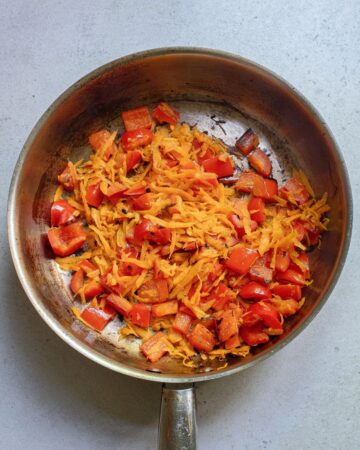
[1, 1, 359, 449]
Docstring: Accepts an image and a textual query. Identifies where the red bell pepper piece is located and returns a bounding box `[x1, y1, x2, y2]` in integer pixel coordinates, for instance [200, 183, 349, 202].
[121, 106, 152, 132]
[86, 182, 104, 208]
[188, 323, 216, 352]
[79, 259, 97, 272]
[152, 300, 178, 318]
[249, 301, 282, 329]
[179, 304, 196, 319]
[196, 148, 213, 164]
[152, 102, 180, 125]
[275, 249, 290, 273]
[201, 155, 234, 178]
[248, 197, 266, 224]
[249, 263, 273, 285]
[88, 129, 116, 161]
[84, 280, 104, 299]
[50, 200, 75, 226]
[141, 332, 170, 362]
[126, 150, 143, 172]
[277, 268, 306, 286]
[132, 193, 151, 211]
[47, 222, 86, 257]
[209, 282, 234, 311]
[106, 182, 127, 205]
[121, 128, 154, 151]
[248, 148, 272, 177]
[123, 185, 147, 197]
[225, 333, 241, 349]
[235, 128, 259, 155]
[218, 310, 238, 342]
[106, 293, 133, 317]
[225, 247, 258, 275]
[253, 177, 278, 201]
[271, 284, 302, 301]
[239, 324, 270, 346]
[57, 164, 75, 191]
[80, 304, 116, 332]
[228, 213, 258, 237]
[240, 281, 272, 300]
[172, 312, 193, 334]
[279, 177, 310, 205]
[134, 219, 171, 245]
[137, 278, 169, 303]
[70, 269, 84, 294]
[131, 303, 151, 328]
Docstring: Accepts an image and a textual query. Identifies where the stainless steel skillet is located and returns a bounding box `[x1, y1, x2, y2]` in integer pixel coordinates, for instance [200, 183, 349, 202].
[7, 48, 352, 449]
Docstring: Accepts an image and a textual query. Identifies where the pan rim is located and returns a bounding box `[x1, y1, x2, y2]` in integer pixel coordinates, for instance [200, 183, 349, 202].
[7, 47, 353, 383]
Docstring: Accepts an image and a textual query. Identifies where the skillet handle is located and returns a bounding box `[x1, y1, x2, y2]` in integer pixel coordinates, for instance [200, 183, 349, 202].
[158, 383, 197, 450]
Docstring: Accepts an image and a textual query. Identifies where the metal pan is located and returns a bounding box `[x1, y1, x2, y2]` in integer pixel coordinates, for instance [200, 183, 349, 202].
[7, 48, 352, 449]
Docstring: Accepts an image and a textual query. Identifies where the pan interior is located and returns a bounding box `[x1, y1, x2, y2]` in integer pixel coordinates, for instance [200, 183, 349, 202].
[9, 50, 349, 381]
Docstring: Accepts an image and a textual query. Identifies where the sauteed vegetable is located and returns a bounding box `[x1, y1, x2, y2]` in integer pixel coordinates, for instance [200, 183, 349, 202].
[48, 103, 329, 368]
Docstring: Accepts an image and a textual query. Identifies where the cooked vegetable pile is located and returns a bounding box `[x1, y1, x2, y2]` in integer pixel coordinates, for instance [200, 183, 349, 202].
[48, 102, 329, 367]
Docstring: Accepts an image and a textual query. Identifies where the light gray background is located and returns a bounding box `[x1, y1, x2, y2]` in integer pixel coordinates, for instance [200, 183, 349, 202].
[1, 1, 359, 449]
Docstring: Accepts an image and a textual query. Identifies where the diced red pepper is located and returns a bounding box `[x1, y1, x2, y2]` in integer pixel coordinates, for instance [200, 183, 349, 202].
[88, 129, 116, 161]
[236, 171, 259, 193]
[57, 165, 75, 191]
[218, 310, 238, 342]
[209, 283, 234, 311]
[225, 247, 258, 275]
[47, 222, 86, 257]
[225, 333, 241, 349]
[134, 219, 171, 245]
[248, 197, 266, 224]
[293, 252, 310, 277]
[152, 300, 178, 318]
[201, 156, 234, 178]
[188, 323, 216, 352]
[248, 148, 272, 177]
[152, 102, 180, 125]
[121, 106, 152, 132]
[80, 304, 116, 332]
[132, 193, 151, 211]
[131, 303, 151, 328]
[70, 269, 84, 294]
[294, 221, 307, 241]
[172, 312, 193, 334]
[228, 213, 258, 237]
[240, 281, 272, 300]
[50, 200, 75, 226]
[249, 301, 282, 329]
[84, 280, 104, 299]
[179, 304, 197, 319]
[106, 182, 127, 204]
[123, 184, 147, 197]
[235, 129, 259, 155]
[275, 249, 290, 273]
[79, 259, 97, 272]
[140, 332, 170, 362]
[279, 177, 310, 205]
[249, 264, 273, 285]
[197, 148, 213, 164]
[137, 278, 169, 303]
[126, 150, 143, 172]
[239, 324, 270, 346]
[253, 177, 278, 201]
[200, 317, 217, 331]
[106, 293, 133, 317]
[277, 268, 306, 286]
[271, 284, 302, 301]
[86, 182, 104, 208]
[121, 128, 154, 151]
